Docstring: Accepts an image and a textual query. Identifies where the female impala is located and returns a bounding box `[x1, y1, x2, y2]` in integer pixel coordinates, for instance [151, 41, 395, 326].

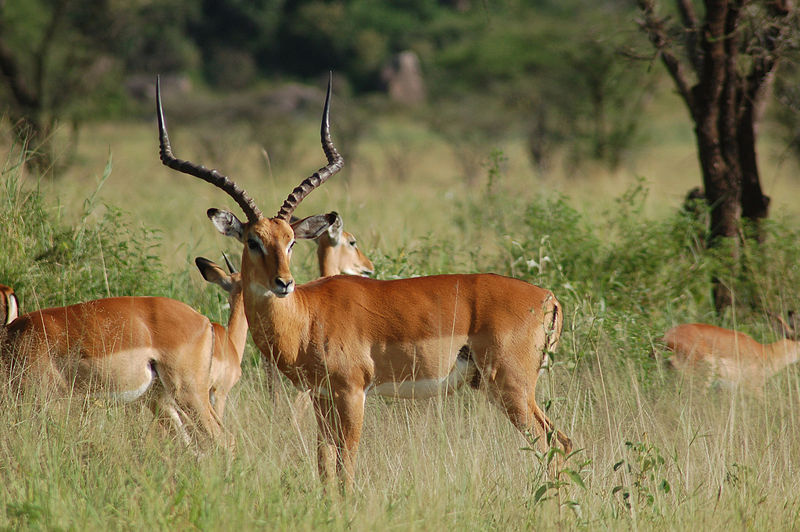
[1, 257, 246, 447]
[1, 284, 18, 325]
[157, 76, 571, 488]
[662, 313, 800, 394]
[309, 211, 374, 278]
[195, 254, 248, 419]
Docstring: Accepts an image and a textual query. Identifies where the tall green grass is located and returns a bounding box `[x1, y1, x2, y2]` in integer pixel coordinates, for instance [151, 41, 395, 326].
[2, 135, 800, 529]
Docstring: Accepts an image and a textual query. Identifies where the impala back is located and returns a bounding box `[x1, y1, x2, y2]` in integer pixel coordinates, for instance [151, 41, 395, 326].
[3, 296, 213, 399]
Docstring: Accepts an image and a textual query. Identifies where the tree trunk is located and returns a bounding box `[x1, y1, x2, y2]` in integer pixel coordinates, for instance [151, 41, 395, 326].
[695, 115, 742, 311]
[636, 0, 786, 315]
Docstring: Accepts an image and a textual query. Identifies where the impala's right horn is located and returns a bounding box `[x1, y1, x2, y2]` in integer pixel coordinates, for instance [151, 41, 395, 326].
[275, 72, 344, 221]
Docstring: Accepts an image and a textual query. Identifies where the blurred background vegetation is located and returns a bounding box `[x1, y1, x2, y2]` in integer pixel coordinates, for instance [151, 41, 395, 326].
[2, 0, 798, 185]
[0, 0, 686, 174]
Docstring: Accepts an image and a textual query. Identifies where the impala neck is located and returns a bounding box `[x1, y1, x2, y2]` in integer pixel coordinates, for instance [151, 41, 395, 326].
[242, 266, 310, 369]
[227, 289, 249, 366]
[765, 339, 800, 376]
[317, 246, 338, 277]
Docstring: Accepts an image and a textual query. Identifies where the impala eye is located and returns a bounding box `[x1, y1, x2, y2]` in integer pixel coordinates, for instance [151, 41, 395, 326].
[247, 238, 261, 253]
[349, 239, 357, 247]
[287, 240, 296, 253]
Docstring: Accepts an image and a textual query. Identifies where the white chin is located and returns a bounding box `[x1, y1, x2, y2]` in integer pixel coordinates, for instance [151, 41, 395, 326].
[273, 285, 294, 298]
[248, 283, 271, 298]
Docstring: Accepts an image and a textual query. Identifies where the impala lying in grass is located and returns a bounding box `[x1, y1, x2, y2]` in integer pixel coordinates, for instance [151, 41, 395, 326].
[662, 312, 800, 395]
[157, 75, 571, 489]
[1, 257, 245, 448]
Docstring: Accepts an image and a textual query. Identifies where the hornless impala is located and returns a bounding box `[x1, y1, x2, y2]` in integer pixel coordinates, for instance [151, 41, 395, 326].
[194, 254, 248, 419]
[1, 284, 18, 325]
[1, 257, 246, 447]
[157, 76, 571, 488]
[308, 211, 374, 278]
[662, 313, 800, 395]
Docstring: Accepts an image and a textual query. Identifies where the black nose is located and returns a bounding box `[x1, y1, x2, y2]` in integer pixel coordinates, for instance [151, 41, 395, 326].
[275, 277, 294, 291]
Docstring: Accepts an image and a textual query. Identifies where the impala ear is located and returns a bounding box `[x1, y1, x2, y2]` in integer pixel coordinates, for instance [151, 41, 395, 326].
[195, 257, 234, 292]
[291, 213, 334, 240]
[8, 293, 18, 324]
[208, 208, 245, 242]
[325, 211, 344, 244]
[769, 311, 799, 340]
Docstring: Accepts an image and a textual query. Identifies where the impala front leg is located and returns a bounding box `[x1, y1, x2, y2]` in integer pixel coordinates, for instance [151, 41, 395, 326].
[312, 386, 365, 492]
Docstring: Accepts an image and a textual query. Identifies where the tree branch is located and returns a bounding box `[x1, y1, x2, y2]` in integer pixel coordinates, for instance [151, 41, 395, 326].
[697, 0, 729, 111]
[636, 0, 697, 114]
[742, 2, 793, 121]
[676, 0, 702, 72]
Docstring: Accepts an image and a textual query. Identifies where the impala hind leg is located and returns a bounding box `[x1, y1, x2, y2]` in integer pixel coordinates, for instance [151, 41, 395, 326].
[174, 385, 230, 449]
[152, 365, 229, 450]
[312, 387, 365, 492]
[291, 390, 313, 428]
[147, 385, 193, 446]
[484, 367, 572, 456]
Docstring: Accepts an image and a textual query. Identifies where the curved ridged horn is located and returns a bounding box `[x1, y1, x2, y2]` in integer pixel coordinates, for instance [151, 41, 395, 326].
[221, 251, 238, 274]
[275, 73, 344, 221]
[156, 76, 263, 223]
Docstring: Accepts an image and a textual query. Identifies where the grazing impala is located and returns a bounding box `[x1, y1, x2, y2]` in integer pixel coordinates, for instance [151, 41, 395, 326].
[157, 75, 571, 488]
[662, 313, 800, 394]
[1, 257, 246, 448]
[195, 254, 247, 419]
[1, 284, 18, 325]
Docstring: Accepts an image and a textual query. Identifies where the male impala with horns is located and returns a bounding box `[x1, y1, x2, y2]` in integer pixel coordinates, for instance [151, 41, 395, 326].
[156, 74, 571, 490]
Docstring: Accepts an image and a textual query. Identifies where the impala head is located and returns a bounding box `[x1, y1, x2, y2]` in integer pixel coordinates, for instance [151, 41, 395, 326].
[316, 212, 374, 277]
[771, 310, 800, 341]
[195, 253, 243, 296]
[206, 210, 335, 297]
[157, 74, 343, 298]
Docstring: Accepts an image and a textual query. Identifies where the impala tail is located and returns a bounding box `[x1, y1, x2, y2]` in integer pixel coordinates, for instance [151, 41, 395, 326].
[542, 295, 563, 371]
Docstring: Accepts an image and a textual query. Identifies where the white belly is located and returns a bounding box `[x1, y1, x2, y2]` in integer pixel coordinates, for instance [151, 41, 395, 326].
[75, 347, 160, 402]
[368, 356, 473, 399]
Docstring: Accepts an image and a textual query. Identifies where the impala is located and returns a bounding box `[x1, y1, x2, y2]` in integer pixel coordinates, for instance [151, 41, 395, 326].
[1, 284, 18, 325]
[286, 212, 374, 421]
[308, 211, 374, 278]
[195, 254, 247, 420]
[662, 313, 800, 394]
[157, 75, 571, 488]
[1, 257, 246, 448]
